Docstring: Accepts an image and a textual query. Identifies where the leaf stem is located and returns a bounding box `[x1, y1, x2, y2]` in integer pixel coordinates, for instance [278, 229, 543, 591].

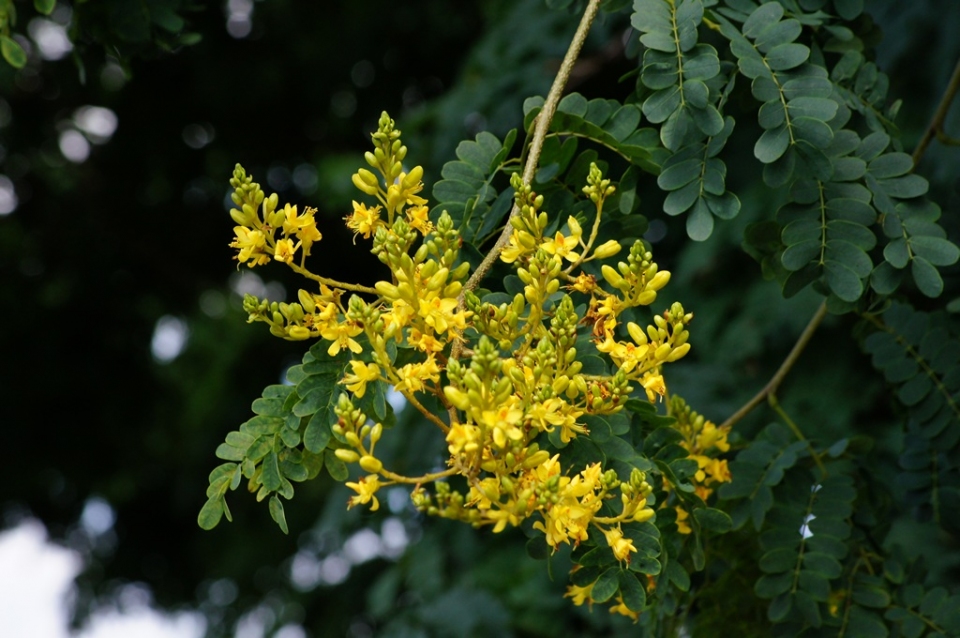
[913, 54, 960, 165]
[719, 300, 828, 430]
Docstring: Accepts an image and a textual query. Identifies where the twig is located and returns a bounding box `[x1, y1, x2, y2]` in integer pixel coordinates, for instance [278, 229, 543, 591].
[719, 300, 828, 431]
[288, 263, 379, 295]
[380, 467, 458, 485]
[458, 0, 602, 303]
[912, 54, 960, 165]
[448, 0, 601, 368]
[403, 390, 450, 434]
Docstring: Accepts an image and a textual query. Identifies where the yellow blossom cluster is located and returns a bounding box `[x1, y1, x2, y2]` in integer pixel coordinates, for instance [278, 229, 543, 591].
[225, 112, 698, 618]
[667, 397, 732, 534]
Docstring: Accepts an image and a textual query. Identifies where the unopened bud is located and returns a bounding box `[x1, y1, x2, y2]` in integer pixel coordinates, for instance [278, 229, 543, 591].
[593, 240, 621, 259]
[335, 449, 360, 463]
[359, 455, 383, 473]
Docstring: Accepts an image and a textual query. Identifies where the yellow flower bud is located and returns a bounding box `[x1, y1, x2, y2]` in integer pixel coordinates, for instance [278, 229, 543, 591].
[443, 386, 471, 411]
[402, 165, 423, 189]
[359, 455, 383, 473]
[553, 375, 570, 395]
[287, 326, 311, 340]
[635, 290, 657, 306]
[298, 289, 316, 313]
[352, 171, 379, 196]
[601, 264, 625, 289]
[627, 322, 647, 345]
[648, 270, 671, 291]
[335, 449, 360, 464]
[666, 342, 691, 362]
[593, 240, 621, 259]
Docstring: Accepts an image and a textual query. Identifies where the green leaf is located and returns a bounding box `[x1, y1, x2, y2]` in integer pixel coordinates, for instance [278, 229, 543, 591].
[868, 152, 914, 178]
[558, 92, 588, 117]
[269, 496, 289, 534]
[261, 450, 282, 491]
[304, 410, 333, 453]
[198, 497, 224, 530]
[853, 585, 891, 608]
[743, 2, 784, 39]
[686, 198, 714, 241]
[910, 236, 960, 266]
[824, 259, 864, 301]
[324, 449, 349, 481]
[880, 175, 929, 199]
[658, 158, 702, 190]
[755, 124, 790, 163]
[782, 240, 819, 271]
[591, 567, 620, 603]
[912, 257, 943, 297]
[788, 97, 839, 122]
[766, 43, 810, 71]
[0, 36, 27, 69]
[692, 507, 733, 533]
[768, 592, 792, 621]
[755, 572, 792, 599]
[34, 0, 56, 14]
[755, 19, 802, 53]
[618, 571, 646, 611]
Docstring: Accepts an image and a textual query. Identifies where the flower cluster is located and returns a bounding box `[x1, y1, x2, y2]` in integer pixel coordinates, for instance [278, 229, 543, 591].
[667, 396, 732, 534]
[225, 112, 697, 618]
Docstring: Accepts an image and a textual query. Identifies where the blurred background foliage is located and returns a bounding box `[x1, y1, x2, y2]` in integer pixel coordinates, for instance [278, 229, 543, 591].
[1, 0, 958, 636]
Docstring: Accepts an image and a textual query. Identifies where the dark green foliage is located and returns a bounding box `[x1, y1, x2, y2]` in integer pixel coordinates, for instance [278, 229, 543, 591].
[862, 303, 960, 529]
[432, 130, 517, 245]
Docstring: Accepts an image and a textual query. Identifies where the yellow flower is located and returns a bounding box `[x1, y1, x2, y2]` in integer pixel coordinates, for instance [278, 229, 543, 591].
[602, 525, 637, 563]
[641, 372, 666, 402]
[480, 401, 525, 449]
[345, 201, 382, 240]
[230, 226, 270, 266]
[320, 321, 364, 356]
[564, 582, 595, 607]
[408, 328, 445, 353]
[346, 475, 381, 510]
[340, 360, 381, 398]
[274, 238, 296, 263]
[609, 594, 640, 622]
[569, 273, 597, 294]
[696, 421, 731, 453]
[394, 356, 440, 394]
[280, 203, 302, 236]
[418, 296, 468, 336]
[500, 230, 528, 264]
[406, 205, 434, 235]
[541, 216, 582, 262]
[296, 217, 322, 255]
[446, 422, 481, 456]
[675, 505, 691, 534]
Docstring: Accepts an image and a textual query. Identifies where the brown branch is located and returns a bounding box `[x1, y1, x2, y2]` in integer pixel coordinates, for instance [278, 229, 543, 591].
[719, 301, 828, 431]
[913, 54, 960, 165]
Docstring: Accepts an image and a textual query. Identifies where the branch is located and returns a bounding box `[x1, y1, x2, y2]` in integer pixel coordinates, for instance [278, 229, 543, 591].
[912, 54, 960, 166]
[458, 0, 602, 300]
[287, 263, 379, 295]
[719, 300, 828, 431]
